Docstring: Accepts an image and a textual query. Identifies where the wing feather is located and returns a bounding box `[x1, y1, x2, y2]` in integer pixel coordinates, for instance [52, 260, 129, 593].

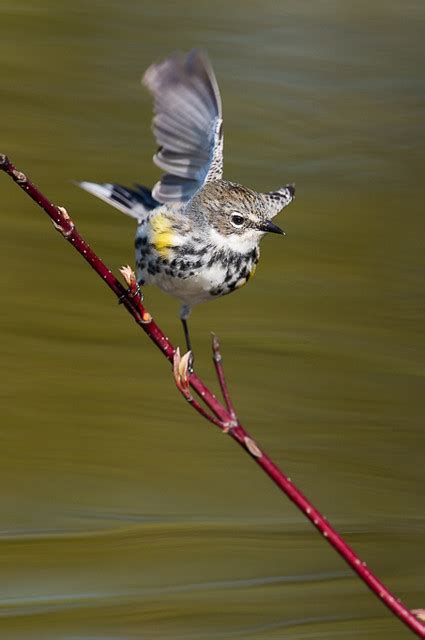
[143, 49, 223, 203]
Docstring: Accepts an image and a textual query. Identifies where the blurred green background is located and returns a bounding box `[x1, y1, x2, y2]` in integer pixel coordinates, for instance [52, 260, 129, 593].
[1, 1, 424, 638]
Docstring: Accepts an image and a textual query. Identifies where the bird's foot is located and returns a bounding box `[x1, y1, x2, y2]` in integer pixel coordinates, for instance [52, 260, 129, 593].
[188, 351, 195, 374]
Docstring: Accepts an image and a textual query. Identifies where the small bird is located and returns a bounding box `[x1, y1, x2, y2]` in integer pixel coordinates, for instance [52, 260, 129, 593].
[78, 50, 295, 359]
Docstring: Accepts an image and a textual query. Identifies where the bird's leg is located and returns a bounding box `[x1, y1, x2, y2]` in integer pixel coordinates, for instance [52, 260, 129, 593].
[181, 317, 192, 352]
[180, 304, 194, 371]
[181, 318, 195, 372]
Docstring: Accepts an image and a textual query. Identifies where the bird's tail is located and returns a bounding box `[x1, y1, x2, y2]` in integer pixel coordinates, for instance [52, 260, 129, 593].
[76, 181, 159, 222]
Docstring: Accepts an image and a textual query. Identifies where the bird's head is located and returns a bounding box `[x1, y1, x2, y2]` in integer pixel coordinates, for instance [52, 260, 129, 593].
[188, 180, 295, 251]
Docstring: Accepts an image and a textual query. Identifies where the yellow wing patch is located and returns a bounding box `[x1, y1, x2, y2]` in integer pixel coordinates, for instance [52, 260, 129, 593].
[150, 213, 174, 258]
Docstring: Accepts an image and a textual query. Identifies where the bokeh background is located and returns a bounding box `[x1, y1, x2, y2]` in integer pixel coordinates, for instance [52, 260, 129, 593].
[1, 2, 424, 638]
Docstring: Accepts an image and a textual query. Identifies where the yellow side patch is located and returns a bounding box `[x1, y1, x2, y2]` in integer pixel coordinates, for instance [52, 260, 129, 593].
[249, 262, 257, 279]
[150, 213, 174, 258]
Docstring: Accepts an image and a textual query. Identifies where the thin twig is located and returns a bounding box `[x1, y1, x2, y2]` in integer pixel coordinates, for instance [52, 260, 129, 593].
[1, 154, 424, 638]
[211, 333, 237, 422]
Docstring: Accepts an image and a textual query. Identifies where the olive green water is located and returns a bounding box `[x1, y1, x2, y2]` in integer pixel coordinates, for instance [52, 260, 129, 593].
[1, 2, 424, 638]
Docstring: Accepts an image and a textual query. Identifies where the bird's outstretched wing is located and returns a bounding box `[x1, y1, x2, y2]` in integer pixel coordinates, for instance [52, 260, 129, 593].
[143, 49, 223, 204]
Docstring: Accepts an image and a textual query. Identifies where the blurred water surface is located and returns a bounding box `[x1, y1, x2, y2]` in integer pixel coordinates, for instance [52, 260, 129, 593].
[0, 1, 424, 638]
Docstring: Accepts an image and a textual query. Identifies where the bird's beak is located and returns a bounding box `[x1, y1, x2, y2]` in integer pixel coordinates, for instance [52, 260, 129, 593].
[259, 220, 285, 235]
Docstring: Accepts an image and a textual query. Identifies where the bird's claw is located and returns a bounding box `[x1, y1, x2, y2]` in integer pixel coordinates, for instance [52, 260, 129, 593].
[188, 352, 194, 373]
[117, 283, 143, 305]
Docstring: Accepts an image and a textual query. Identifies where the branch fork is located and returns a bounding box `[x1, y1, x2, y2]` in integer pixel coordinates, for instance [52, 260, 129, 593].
[1, 154, 424, 638]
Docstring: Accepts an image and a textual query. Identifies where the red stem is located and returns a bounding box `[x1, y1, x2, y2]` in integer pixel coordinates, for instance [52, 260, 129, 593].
[181, 391, 226, 430]
[1, 154, 423, 638]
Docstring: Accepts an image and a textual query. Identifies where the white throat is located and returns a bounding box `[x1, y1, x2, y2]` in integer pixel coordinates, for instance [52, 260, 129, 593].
[209, 227, 259, 253]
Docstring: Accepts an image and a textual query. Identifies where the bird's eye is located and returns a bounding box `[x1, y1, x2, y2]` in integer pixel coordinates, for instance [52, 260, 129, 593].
[230, 213, 245, 228]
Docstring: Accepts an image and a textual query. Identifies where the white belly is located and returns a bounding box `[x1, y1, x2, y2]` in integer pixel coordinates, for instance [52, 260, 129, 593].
[142, 255, 227, 307]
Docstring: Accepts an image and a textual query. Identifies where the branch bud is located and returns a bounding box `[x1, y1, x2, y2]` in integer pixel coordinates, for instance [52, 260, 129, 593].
[119, 265, 137, 288]
[173, 348, 192, 399]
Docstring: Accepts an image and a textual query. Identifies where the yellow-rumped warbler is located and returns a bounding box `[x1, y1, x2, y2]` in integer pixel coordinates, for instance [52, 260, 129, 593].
[78, 50, 295, 355]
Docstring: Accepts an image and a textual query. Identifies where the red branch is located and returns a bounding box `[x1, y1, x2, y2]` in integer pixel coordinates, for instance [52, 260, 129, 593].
[1, 154, 424, 638]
